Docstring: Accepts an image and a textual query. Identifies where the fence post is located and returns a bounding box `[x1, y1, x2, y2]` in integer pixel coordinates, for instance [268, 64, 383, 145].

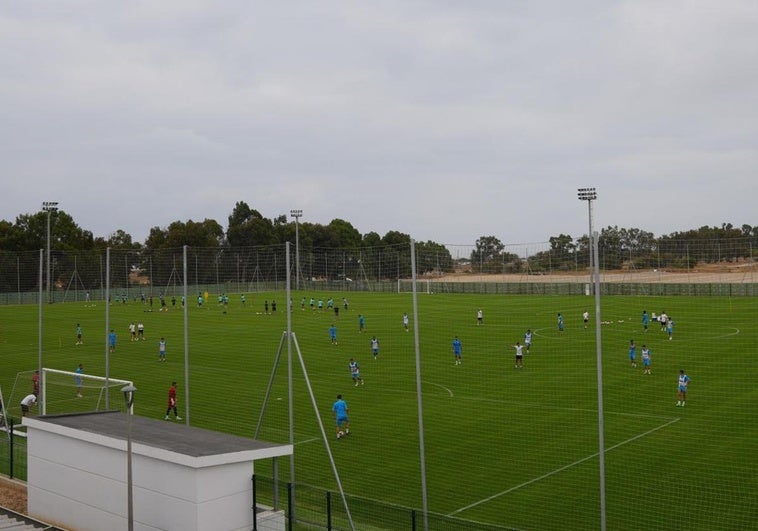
[9, 418, 14, 479]
[326, 490, 332, 530]
[287, 482, 293, 531]
[411, 508, 417, 530]
[251, 474, 257, 531]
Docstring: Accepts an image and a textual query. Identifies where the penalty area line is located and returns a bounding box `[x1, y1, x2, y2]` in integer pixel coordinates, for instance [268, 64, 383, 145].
[425, 381, 454, 398]
[448, 417, 681, 516]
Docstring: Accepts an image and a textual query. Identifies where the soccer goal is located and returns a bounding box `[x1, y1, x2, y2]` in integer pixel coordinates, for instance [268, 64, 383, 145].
[37, 368, 134, 416]
[397, 279, 432, 294]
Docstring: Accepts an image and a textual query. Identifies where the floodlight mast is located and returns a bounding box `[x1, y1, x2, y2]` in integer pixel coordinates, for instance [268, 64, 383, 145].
[42, 201, 59, 304]
[290, 209, 303, 290]
[577, 187, 606, 531]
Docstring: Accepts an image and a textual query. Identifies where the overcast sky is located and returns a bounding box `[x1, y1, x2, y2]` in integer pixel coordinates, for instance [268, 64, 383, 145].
[2, 1, 756, 248]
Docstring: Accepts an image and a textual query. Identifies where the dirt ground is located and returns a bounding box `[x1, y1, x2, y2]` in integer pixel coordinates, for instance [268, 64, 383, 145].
[432, 265, 756, 284]
[0, 477, 26, 514]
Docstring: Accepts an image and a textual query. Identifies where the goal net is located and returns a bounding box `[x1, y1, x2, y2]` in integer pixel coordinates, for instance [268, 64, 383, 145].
[7, 369, 134, 418]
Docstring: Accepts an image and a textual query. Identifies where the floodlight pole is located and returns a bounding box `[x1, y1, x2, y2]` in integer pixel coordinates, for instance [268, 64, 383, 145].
[122, 384, 137, 531]
[290, 209, 302, 290]
[42, 201, 58, 304]
[578, 187, 606, 531]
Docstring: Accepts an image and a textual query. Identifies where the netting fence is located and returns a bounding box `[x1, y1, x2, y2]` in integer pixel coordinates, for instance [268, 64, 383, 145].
[0, 239, 755, 530]
[0, 238, 755, 305]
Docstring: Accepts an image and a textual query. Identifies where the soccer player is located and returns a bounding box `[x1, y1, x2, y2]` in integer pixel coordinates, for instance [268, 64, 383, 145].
[477, 309, 483, 326]
[676, 370, 691, 406]
[332, 394, 350, 438]
[241, 294, 247, 306]
[300, 297, 306, 310]
[271, 300, 277, 313]
[264, 300, 269, 314]
[349, 358, 364, 386]
[343, 297, 349, 311]
[75, 363, 84, 397]
[370, 336, 380, 359]
[158, 338, 167, 362]
[524, 329, 533, 353]
[642, 310, 650, 332]
[667, 318, 674, 340]
[659, 311, 668, 332]
[583, 311, 589, 329]
[108, 329, 117, 353]
[329, 324, 338, 345]
[20, 393, 37, 417]
[76, 323, 83, 345]
[641, 345, 652, 374]
[452, 336, 462, 365]
[32, 370, 40, 396]
[628, 340, 637, 368]
[513, 342, 524, 368]
[165, 381, 182, 420]
[129, 322, 137, 342]
[137, 322, 145, 340]
[358, 314, 366, 333]
[403, 312, 410, 332]
[557, 313, 564, 334]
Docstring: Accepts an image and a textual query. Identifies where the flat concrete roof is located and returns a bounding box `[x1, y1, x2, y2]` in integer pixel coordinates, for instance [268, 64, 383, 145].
[26, 411, 290, 459]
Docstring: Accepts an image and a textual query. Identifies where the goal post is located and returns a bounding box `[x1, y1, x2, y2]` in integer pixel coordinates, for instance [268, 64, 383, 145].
[40, 368, 134, 416]
[397, 279, 431, 294]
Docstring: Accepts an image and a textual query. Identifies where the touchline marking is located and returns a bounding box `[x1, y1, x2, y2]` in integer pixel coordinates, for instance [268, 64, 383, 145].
[295, 437, 319, 446]
[448, 417, 681, 516]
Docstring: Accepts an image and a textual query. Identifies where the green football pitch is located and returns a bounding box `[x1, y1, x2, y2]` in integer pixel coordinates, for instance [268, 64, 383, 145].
[1, 291, 756, 530]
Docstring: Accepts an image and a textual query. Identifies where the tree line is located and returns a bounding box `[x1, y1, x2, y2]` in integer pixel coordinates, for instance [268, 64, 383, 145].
[0, 201, 755, 278]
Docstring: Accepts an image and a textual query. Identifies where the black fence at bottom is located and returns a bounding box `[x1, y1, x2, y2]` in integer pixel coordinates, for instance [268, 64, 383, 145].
[252, 475, 514, 531]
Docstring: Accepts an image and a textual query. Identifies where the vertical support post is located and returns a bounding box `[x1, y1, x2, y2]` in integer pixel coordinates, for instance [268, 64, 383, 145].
[410, 240, 430, 531]
[183, 245, 190, 425]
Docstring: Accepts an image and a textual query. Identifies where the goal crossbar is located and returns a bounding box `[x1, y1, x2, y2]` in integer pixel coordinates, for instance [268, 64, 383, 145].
[41, 368, 134, 416]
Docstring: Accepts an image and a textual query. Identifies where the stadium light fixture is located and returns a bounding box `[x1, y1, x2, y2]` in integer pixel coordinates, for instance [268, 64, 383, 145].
[290, 209, 303, 290]
[42, 202, 59, 304]
[121, 384, 137, 531]
[576, 189, 596, 276]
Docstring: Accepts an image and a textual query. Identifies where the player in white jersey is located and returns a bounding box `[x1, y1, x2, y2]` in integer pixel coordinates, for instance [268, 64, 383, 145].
[524, 329, 533, 353]
[513, 342, 524, 368]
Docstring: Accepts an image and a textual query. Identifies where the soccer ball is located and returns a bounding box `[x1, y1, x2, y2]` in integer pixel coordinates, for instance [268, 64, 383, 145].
[337, 430, 344, 439]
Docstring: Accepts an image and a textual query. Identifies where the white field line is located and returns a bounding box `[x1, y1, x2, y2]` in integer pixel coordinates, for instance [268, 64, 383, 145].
[448, 416, 681, 516]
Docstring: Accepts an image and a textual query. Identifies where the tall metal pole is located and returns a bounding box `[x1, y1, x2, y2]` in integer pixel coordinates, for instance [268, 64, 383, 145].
[42, 201, 58, 304]
[290, 210, 302, 290]
[122, 385, 137, 531]
[410, 239, 429, 531]
[577, 187, 606, 531]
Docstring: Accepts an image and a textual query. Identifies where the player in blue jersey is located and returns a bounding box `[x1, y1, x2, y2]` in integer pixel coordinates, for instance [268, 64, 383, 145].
[108, 329, 117, 353]
[452, 336, 462, 365]
[75, 363, 84, 398]
[628, 339, 637, 368]
[349, 358, 364, 386]
[641, 345, 651, 374]
[358, 314, 366, 333]
[676, 370, 691, 406]
[158, 338, 167, 362]
[329, 324, 338, 345]
[642, 310, 650, 332]
[667, 318, 674, 340]
[332, 394, 350, 438]
[557, 313, 564, 334]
